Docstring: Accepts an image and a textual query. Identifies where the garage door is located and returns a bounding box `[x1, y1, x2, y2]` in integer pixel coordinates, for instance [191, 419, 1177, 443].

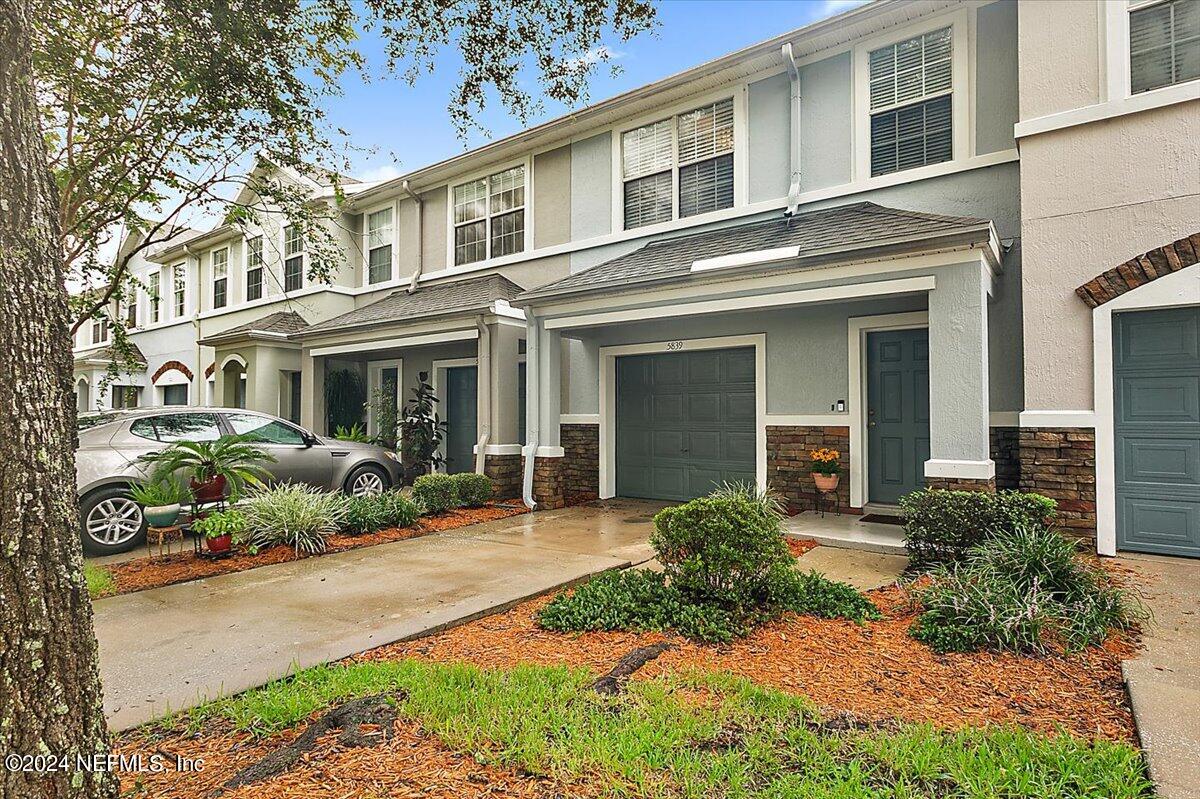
[1114, 306, 1200, 557]
[616, 347, 756, 501]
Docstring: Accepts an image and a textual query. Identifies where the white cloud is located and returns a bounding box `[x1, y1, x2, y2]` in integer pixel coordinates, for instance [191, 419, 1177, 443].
[561, 45, 625, 75]
[819, 0, 870, 16]
[358, 163, 402, 183]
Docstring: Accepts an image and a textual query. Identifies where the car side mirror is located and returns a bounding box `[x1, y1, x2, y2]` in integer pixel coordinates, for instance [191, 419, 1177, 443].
[302, 433, 318, 448]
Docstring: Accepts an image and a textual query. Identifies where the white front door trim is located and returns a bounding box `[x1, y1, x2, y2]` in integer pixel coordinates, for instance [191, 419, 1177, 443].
[598, 334, 767, 500]
[848, 311, 930, 509]
[431, 356, 479, 473]
[366, 358, 403, 438]
[1093, 266, 1200, 556]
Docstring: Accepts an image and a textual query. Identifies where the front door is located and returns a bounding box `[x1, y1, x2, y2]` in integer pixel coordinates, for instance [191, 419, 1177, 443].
[1114, 307, 1200, 557]
[866, 328, 930, 505]
[444, 366, 478, 474]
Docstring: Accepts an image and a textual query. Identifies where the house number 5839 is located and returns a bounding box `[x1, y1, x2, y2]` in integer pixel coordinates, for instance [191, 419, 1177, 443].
[665, 341, 685, 350]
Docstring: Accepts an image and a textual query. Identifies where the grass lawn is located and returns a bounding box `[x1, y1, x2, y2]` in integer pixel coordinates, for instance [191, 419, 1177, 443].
[122, 658, 1151, 798]
[84, 561, 115, 598]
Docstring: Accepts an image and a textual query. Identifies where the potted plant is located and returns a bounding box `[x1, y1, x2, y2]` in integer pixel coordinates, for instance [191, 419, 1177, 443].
[191, 509, 246, 554]
[399, 372, 447, 482]
[809, 448, 841, 493]
[128, 475, 191, 527]
[142, 435, 276, 503]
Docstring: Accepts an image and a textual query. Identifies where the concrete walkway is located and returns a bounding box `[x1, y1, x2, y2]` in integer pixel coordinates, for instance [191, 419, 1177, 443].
[94, 500, 658, 731]
[1120, 554, 1200, 799]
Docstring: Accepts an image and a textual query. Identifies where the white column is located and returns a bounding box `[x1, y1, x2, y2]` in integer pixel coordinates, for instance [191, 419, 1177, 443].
[300, 350, 324, 433]
[538, 325, 562, 451]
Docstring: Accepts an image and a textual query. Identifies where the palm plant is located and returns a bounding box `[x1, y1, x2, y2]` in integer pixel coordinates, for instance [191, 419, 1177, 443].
[141, 435, 276, 501]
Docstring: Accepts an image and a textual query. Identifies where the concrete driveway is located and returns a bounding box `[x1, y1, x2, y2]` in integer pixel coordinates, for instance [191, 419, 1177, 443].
[94, 500, 659, 731]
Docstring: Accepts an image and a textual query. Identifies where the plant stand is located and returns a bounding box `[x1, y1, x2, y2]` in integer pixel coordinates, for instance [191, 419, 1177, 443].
[188, 498, 234, 560]
[814, 488, 839, 518]
[146, 525, 183, 558]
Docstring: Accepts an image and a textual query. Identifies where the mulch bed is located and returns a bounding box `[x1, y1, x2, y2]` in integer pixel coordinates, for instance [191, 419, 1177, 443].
[786, 538, 819, 558]
[95, 504, 527, 598]
[359, 584, 1139, 743]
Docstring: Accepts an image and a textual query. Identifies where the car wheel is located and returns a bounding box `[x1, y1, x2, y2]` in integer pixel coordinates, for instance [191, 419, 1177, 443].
[344, 464, 389, 496]
[80, 486, 147, 555]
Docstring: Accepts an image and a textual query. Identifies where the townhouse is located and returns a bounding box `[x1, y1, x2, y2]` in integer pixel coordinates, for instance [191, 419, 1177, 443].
[73, 0, 1199, 558]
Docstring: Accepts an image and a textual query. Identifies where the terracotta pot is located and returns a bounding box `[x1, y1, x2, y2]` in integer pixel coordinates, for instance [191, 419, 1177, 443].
[190, 474, 227, 503]
[811, 472, 840, 493]
[206, 533, 232, 553]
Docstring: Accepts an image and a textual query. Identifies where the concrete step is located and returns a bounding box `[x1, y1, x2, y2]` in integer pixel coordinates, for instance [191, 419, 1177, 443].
[783, 512, 907, 556]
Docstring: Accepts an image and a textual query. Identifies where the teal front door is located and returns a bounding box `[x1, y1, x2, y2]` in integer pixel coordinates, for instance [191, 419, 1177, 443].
[615, 347, 756, 501]
[1114, 307, 1200, 557]
[444, 366, 477, 474]
[866, 328, 930, 505]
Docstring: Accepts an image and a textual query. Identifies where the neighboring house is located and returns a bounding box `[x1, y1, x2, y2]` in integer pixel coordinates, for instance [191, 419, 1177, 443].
[1014, 0, 1200, 557]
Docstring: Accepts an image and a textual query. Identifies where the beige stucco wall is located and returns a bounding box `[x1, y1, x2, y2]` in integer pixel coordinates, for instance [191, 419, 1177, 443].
[1017, 0, 1101, 120]
[1020, 101, 1200, 411]
[533, 145, 572, 249]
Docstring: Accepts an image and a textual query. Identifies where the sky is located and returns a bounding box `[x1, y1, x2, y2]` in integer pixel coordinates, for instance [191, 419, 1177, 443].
[333, 0, 869, 183]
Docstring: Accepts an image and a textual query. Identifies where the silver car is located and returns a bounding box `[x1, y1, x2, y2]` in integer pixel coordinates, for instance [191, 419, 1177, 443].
[76, 407, 403, 555]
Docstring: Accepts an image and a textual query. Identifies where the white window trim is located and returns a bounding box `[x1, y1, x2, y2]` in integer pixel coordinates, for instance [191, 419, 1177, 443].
[171, 261, 188, 320]
[852, 6, 971, 182]
[362, 201, 399, 286]
[444, 156, 533, 271]
[283, 225, 306, 292]
[366, 357, 403, 437]
[210, 247, 230, 309]
[430, 356, 479, 472]
[244, 234, 265, 303]
[609, 85, 748, 234]
[146, 269, 162, 325]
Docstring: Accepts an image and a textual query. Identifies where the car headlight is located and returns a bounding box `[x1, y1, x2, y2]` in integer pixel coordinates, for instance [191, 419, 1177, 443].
[383, 451, 399, 462]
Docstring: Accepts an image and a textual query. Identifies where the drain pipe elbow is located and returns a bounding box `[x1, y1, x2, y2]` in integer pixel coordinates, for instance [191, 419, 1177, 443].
[402, 180, 423, 294]
[521, 314, 540, 509]
[782, 42, 802, 217]
[474, 315, 491, 474]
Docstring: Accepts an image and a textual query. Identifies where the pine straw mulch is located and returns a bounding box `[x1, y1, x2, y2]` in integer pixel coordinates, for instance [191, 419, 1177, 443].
[95, 504, 527, 598]
[117, 717, 591, 799]
[357, 584, 1140, 744]
[786, 538, 819, 558]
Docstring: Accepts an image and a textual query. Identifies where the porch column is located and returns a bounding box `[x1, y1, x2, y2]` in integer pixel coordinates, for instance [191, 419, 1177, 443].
[483, 322, 523, 498]
[524, 317, 565, 509]
[538, 324, 562, 449]
[926, 261, 994, 490]
[300, 349, 325, 434]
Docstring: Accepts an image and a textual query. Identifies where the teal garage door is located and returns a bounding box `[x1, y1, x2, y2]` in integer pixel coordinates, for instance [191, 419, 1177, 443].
[616, 347, 756, 501]
[1114, 306, 1200, 558]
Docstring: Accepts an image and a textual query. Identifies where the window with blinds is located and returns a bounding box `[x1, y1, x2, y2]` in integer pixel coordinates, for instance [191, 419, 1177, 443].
[366, 207, 393, 284]
[172, 263, 186, 317]
[211, 248, 228, 309]
[148, 271, 160, 323]
[284, 225, 304, 292]
[622, 98, 735, 230]
[1130, 0, 1200, 94]
[453, 165, 525, 265]
[245, 235, 264, 301]
[868, 27, 953, 177]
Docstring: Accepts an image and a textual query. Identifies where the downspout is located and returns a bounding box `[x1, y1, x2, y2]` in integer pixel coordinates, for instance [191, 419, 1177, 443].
[401, 180, 423, 293]
[473, 315, 491, 474]
[184, 243, 203, 404]
[521, 313, 540, 509]
[782, 42, 802, 217]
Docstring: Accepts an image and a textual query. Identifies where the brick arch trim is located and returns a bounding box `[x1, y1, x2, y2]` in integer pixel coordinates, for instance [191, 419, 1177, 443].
[204, 362, 215, 379]
[151, 360, 194, 383]
[1076, 233, 1200, 308]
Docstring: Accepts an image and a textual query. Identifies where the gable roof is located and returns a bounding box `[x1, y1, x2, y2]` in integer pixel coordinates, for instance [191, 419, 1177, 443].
[296, 274, 525, 338]
[515, 202, 994, 304]
[198, 311, 309, 346]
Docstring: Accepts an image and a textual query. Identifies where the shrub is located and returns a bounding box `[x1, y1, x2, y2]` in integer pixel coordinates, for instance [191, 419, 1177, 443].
[376, 491, 420, 528]
[779, 570, 882, 623]
[900, 489, 1057, 567]
[240, 483, 347, 555]
[452, 472, 493, 508]
[411, 473, 458, 514]
[909, 523, 1147, 654]
[341, 495, 390, 536]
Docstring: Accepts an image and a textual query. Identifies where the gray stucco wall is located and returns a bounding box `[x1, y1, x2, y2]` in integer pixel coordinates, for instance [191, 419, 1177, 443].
[975, 0, 1019, 156]
[570, 132, 612, 241]
[799, 52, 853, 191]
[748, 72, 791, 203]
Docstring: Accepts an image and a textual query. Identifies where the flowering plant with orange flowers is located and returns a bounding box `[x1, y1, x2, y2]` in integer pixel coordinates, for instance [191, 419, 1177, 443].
[809, 447, 841, 475]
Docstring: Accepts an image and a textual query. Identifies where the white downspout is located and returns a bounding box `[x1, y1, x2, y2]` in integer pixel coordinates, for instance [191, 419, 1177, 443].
[402, 180, 423, 294]
[783, 42, 802, 217]
[521, 313, 540, 509]
[183, 244, 204, 405]
[474, 315, 491, 474]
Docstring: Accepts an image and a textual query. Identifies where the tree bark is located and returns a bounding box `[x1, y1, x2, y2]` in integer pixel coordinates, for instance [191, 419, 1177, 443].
[0, 0, 118, 796]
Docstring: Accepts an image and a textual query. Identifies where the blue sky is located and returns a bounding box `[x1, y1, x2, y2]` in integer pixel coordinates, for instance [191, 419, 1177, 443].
[334, 0, 868, 182]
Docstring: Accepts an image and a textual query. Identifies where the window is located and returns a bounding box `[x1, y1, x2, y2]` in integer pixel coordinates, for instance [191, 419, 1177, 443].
[162, 384, 188, 406]
[225, 412, 306, 446]
[622, 98, 735, 230]
[110, 385, 138, 409]
[1130, 0, 1200, 94]
[366, 207, 393, 284]
[284, 225, 304, 292]
[148, 271, 160, 324]
[130, 412, 221, 442]
[172, 262, 186, 317]
[452, 165, 525, 266]
[91, 317, 108, 345]
[868, 26, 953, 177]
[211, 248, 228, 309]
[123, 297, 136, 329]
[245, 235, 264, 301]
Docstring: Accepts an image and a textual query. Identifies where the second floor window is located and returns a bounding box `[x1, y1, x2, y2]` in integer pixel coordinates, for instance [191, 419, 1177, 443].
[868, 26, 953, 177]
[1130, 0, 1200, 94]
[123, 297, 136, 329]
[284, 225, 304, 292]
[366, 207, 393, 284]
[211, 248, 228, 309]
[452, 165, 525, 266]
[148, 271, 160, 324]
[622, 97, 735, 230]
[91, 317, 108, 345]
[172, 263, 186, 317]
[246, 235, 264, 301]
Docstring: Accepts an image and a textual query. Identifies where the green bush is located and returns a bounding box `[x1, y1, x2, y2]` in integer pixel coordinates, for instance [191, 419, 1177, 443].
[376, 491, 420, 528]
[192, 509, 247, 540]
[240, 484, 346, 555]
[910, 523, 1147, 654]
[341, 495, 390, 535]
[900, 489, 1057, 567]
[779, 570, 883, 623]
[452, 472, 493, 508]
[411, 473, 458, 514]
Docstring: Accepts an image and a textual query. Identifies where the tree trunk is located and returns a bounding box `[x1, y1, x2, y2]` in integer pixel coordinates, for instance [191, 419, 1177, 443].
[0, 1, 118, 797]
